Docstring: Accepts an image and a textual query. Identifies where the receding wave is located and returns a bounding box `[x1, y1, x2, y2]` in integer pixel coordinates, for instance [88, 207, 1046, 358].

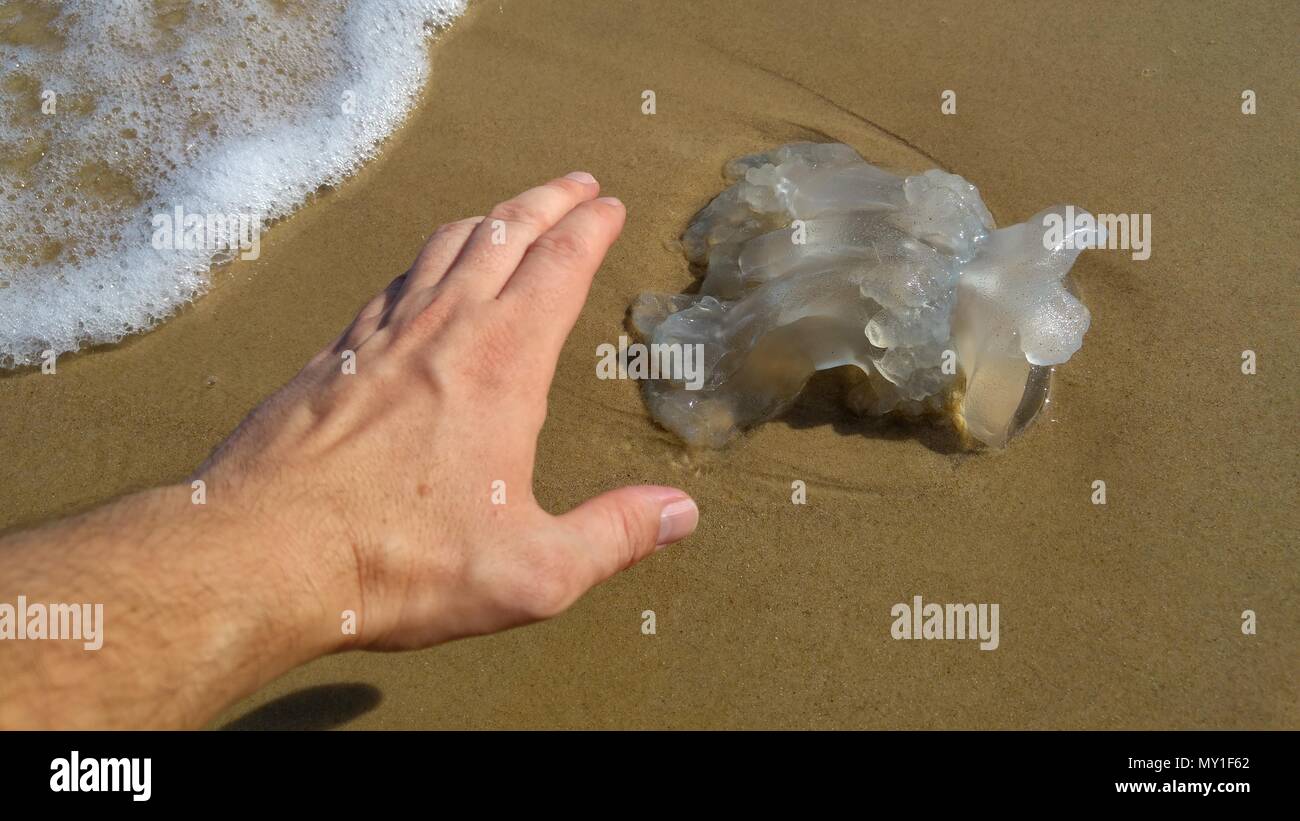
[0, 0, 466, 367]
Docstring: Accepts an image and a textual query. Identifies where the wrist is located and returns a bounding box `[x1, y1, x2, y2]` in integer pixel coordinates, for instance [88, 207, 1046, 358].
[175, 477, 357, 658]
[136, 480, 354, 723]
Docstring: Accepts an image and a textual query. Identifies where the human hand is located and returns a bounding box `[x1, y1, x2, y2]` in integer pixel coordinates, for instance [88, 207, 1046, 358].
[195, 172, 698, 653]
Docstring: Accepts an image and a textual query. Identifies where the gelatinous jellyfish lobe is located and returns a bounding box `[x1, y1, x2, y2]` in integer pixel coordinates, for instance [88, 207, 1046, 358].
[631, 143, 1097, 448]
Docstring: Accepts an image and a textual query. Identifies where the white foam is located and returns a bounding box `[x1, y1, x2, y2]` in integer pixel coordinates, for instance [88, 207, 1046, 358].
[0, 0, 466, 367]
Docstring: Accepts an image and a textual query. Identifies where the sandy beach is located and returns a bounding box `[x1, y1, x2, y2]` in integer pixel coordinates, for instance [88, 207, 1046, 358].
[1, 0, 1295, 728]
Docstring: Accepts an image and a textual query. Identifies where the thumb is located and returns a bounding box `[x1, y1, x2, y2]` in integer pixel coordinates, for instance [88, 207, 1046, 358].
[560, 485, 699, 584]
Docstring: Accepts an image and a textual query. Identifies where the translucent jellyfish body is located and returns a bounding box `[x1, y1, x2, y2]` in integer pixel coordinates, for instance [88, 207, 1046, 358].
[629, 143, 1100, 448]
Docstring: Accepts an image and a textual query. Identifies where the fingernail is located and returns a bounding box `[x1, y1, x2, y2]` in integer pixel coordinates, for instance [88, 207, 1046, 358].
[596, 196, 623, 209]
[564, 171, 597, 185]
[656, 497, 698, 548]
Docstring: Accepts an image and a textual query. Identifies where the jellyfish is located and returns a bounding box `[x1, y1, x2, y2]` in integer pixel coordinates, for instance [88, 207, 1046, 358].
[629, 142, 1100, 448]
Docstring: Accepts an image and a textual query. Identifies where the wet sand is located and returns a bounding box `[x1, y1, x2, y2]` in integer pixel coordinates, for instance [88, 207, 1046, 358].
[1, 0, 1296, 728]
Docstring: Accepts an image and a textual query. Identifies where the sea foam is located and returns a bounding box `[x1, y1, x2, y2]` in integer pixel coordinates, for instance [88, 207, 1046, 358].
[0, 0, 466, 368]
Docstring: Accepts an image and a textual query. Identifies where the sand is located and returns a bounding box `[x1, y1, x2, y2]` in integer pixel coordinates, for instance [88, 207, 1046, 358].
[1, 0, 1295, 729]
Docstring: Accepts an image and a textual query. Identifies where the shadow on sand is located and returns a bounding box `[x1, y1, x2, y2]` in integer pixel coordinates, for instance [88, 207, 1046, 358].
[220, 683, 382, 731]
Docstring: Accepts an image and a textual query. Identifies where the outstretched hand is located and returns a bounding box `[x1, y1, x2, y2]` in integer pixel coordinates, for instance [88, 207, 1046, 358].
[196, 171, 698, 651]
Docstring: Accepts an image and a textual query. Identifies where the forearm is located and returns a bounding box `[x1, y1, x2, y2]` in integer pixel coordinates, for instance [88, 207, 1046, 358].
[0, 483, 344, 728]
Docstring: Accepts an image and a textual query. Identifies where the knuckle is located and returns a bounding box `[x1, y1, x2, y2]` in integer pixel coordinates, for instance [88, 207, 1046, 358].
[436, 216, 482, 240]
[306, 348, 332, 370]
[603, 504, 644, 570]
[531, 229, 589, 264]
[488, 200, 545, 230]
[546, 177, 585, 199]
[403, 291, 457, 337]
[363, 347, 414, 390]
[358, 276, 403, 319]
